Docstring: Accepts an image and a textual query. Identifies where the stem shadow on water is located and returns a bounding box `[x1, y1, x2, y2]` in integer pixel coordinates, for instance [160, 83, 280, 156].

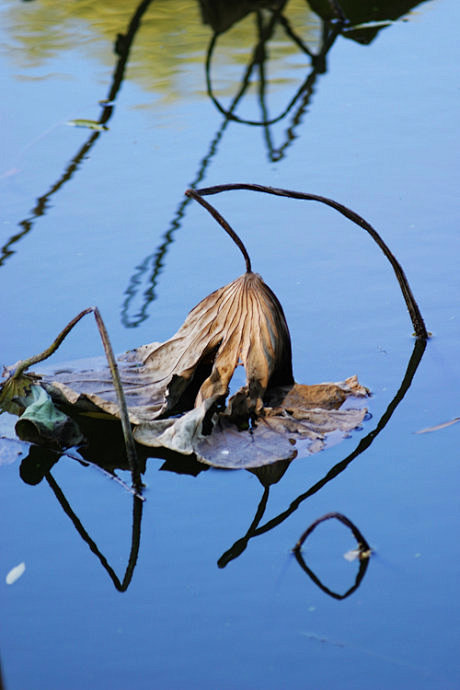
[122, 0, 429, 322]
[1, 0, 155, 267]
[10, 335, 425, 593]
[1, 0, 432, 595]
[218, 337, 426, 580]
[122, 7, 346, 324]
[3, 0, 426, 327]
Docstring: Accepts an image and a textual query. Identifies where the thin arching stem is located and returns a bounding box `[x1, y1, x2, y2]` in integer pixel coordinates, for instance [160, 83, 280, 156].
[185, 189, 252, 273]
[7, 307, 141, 491]
[194, 183, 429, 339]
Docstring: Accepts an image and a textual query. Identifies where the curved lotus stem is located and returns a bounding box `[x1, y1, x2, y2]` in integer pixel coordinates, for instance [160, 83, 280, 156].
[2, 307, 141, 491]
[192, 183, 429, 340]
[185, 189, 252, 273]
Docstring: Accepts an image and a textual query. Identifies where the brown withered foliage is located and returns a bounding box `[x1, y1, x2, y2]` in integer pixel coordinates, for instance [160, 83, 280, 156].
[16, 271, 368, 468]
[2, 186, 393, 469]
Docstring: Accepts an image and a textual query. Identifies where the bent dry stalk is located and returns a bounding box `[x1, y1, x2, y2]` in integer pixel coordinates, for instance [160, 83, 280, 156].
[188, 183, 429, 340]
[4, 307, 141, 492]
[185, 189, 252, 272]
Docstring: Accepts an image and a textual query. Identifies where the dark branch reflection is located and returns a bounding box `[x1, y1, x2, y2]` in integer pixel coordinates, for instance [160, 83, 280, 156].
[293, 512, 371, 600]
[204, 10, 339, 131]
[14, 335, 425, 595]
[294, 545, 370, 599]
[19, 442, 145, 592]
[3, 0, 427, 320]
[122, 0, 427, 324]
[217, 337, 425, 597]
[46, 474, 144, 593]
[0, 0, 155, 267]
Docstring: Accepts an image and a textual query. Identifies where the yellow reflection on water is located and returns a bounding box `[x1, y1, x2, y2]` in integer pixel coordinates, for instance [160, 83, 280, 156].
[4, 0, 319, 99]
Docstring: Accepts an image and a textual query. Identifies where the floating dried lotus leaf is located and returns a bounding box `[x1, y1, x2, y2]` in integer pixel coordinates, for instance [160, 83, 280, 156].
[190, 410, 367, 470]
[38, 351, 166, 424]
[193, 417, 299, 469]
[265, 376, 370, 414]
[38, 272, 293, 423]
[1, 271, 370, 469]
[134, 379, 368, 468]
[192, 403, 367, 469]
[263, 406, 367, 439]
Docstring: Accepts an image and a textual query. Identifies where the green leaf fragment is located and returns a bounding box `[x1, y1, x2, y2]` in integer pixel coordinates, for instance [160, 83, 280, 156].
[15, 385, 83, 448]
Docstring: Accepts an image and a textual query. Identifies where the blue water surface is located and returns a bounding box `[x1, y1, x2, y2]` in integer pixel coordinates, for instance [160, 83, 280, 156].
[1, 1, 459, 688]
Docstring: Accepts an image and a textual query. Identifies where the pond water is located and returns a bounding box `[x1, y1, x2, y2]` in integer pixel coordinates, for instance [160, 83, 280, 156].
[1, 1, 459, 688]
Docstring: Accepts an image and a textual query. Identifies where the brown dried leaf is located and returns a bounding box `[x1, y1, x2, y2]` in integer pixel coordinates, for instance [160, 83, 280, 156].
[133, 379, 368, 468]
[265, 376, 369, 414]
[192, 407, 367, 469]
[39, 272, 293, 424]
[4, 272, 369, 468]
[39, 349, 166, 424]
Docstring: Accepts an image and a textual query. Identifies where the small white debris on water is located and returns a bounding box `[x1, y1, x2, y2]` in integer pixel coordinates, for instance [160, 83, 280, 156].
[343, 549, 360, 562]
[221, 449, 230, 455]
[6, 562, 26, 585]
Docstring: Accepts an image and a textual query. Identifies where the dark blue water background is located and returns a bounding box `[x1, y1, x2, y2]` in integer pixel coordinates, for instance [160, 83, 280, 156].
[1, 1, 459, 688]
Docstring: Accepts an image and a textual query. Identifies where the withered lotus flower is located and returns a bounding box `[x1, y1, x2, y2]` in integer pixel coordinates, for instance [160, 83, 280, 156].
[148, 270, 294, 415]
[30, 269, 293, 421]
[1, 187, 376, 469]
[22, 267, 367, 467]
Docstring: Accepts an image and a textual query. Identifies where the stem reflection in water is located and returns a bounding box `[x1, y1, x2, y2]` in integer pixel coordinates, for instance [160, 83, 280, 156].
[15, 336, 425, 596]
[218, 337, 426, 598]
[0, 0, 155, 267]
[293, 512, 371, 600]
[122, 6, 342, 325]
[47, 474, 144, 593]
[3, 0, 427, 327]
